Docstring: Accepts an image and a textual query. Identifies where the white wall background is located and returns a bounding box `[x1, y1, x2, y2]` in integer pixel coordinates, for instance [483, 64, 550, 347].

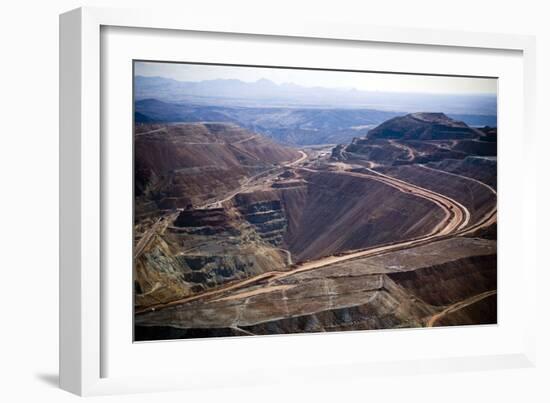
[0, 0, 547, 401]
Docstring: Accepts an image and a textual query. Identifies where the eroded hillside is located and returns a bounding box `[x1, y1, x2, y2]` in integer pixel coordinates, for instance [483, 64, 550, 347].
[135, 123, 300, 215]
[134, 113, 497, 339]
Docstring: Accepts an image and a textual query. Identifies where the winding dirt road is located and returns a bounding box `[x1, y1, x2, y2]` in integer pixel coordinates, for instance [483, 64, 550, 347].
[136, 155, 493, 315]
[389, 139, 415, 161]
[199, 150, 308, 209]
[416, 164, 497, 236]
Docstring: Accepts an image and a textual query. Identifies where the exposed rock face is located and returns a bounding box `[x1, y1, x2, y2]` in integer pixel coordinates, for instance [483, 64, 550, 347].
[331, 112, 497, 262]
[133, 123, 299, 307]
[134, 112, 497, 340]
[229, 170, 447, 264]
[135, 238, 496, 339]
[134, 231, 195, 309]
[235, 194, 288, 246]
[135, 201, 289, 308]
[168, 207, 287, 289]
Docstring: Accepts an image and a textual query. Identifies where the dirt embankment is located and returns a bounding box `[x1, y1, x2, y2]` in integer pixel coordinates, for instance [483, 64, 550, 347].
[231, 170, 447, 263]
[135, 237, 496, 339]
[428, 292, 497, 327]
[427, 156, 497, 189]
[387, 254, 496, 306]
[375, 164, 495, 224]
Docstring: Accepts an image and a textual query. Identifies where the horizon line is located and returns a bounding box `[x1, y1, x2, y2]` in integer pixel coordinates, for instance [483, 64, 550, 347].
[135, 74, 497, 98]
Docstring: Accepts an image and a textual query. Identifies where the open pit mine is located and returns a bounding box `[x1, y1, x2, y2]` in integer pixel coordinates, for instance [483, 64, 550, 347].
[133, 112, 497, 340]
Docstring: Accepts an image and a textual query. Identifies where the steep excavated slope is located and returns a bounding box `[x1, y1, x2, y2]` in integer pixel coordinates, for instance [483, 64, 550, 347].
[430, 293, 497, 326]
[232, 169, 446, 263]
[135, 123, 300, 215]
[234, 192, 290, 247]
[284, 171, 446, 261]
[135, 237, 496, 339]
[134, 228, 195, 309]
[134, 123, 299, 306]
[427, 156, 497, 189]
[387, 254, 496, 306]
[375, 164, 496, 224]
[134, 207, 288, 309]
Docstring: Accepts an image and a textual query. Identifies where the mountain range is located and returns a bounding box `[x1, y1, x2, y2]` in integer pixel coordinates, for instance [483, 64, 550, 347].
[134, 75, 497, 115]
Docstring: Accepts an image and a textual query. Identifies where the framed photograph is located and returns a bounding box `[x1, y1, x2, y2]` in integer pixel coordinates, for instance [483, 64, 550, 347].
[60, 7, 537, 396]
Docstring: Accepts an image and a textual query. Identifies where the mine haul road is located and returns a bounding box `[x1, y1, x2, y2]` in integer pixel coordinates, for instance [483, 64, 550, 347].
[416, 164, 497, 236]
[426, 290, 497, 327]
[134, 155, 500, 315]
[135, 151, 308, 263]
[198, 150, 308, 209]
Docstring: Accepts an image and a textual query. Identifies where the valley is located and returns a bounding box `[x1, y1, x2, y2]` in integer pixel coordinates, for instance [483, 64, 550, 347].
[134, 98, 497, 146]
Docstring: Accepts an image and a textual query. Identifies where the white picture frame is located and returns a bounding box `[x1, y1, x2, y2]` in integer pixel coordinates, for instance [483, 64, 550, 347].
[59, 6, 537, 396]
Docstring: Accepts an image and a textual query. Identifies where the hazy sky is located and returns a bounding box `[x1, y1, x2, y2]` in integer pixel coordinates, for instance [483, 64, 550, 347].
[135, 61, 497, 95]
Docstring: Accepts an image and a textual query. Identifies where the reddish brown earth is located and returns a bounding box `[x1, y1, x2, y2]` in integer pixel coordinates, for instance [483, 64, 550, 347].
[135, 238, 496, 339]
[134, 114, 497, 340]
[135, 123, 300, 216]
[375, 164, 496, 225]
[234, 170, 446, 262]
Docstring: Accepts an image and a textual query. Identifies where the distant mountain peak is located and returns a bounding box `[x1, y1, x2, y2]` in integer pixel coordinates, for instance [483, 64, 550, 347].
[255, 78, 277, 86]
[408, 112, 468, 128]
[134, 75, 497, 115]
[367, 112, 475, 140]
[410, 112, 447, 120]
